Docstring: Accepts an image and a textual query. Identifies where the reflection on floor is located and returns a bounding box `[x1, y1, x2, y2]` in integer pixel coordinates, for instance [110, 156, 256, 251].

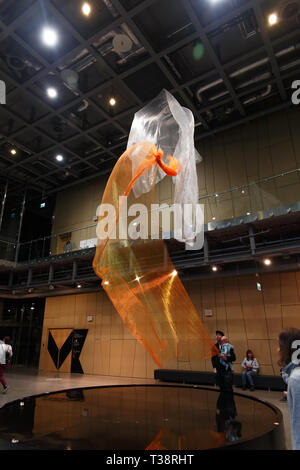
[0, 367, 292, 450]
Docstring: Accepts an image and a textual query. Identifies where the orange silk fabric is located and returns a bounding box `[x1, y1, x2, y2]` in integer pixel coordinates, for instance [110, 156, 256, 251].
[93, 143, 218, 367]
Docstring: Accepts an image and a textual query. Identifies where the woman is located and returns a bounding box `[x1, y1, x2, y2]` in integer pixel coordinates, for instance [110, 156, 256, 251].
[0, 336, 13, 393]
[241, 350, 259, 391]
[278, 328, 300, 450]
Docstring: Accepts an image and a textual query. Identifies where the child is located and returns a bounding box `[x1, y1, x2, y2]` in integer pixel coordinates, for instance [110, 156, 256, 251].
[219, 336, 234, 372]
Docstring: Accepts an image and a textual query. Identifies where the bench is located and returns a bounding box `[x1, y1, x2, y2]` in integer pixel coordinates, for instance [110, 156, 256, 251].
[154, 369, 286, 391]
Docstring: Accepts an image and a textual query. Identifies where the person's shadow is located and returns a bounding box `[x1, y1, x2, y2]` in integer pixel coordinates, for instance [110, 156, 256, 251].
[216, 392, 242, 443]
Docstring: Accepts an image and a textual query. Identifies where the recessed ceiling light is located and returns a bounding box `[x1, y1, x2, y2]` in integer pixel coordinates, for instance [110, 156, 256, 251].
[56, 154, 64, 162]
[109, 97, 116, 107]
[82, 2, 91, 16]
[212, 266, 218, 272]
[47, 87, 57, 99]
[41, 26, 58, 47]
[268, 12, 278, 26]
[263, 258, 272, 266]
[10, 148, 17, 155]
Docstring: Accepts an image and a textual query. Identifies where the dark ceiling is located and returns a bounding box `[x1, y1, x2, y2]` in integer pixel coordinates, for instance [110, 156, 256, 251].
[0, 0, 299, 200]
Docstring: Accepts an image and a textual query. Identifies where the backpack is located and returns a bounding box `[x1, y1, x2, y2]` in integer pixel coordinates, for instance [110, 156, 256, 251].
[230, 347, 236, 363]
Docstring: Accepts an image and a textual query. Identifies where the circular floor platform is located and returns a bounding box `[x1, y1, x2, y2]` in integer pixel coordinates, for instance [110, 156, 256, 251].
[0, 385, 285, 450]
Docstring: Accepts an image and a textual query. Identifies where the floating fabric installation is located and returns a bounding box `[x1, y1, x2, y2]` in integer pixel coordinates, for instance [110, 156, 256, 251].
[93, 90, 218, 367]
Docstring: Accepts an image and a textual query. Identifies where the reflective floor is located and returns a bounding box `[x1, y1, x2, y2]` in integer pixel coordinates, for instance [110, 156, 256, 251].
[0, 385, 283, 450]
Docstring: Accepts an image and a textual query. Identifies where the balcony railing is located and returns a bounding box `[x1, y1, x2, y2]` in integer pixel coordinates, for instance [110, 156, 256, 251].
[0, 168, 300, 264]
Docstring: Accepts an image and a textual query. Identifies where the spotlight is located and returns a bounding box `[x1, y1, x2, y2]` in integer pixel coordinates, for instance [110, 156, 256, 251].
[109, 97, 116, 107]
[263, 258, 272, 266]
[103, 281, 109, 285]
[41, 26, 59, 47]
[47, 87, 58, 99]
[135, 276, 141, 282]
[77, 284, 82, 289]
[212, 217, 216, 220]
[171, 270, 177, 277]
[56, 154, 64, 162]
[10, 148, 17, 156]
[82, 2, 91, 16]
[212, 266, 218, 272]
[268, 12, 278, 26]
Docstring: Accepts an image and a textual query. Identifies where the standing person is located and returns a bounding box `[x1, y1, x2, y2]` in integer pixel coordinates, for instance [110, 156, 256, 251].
[241, 349, 259, 391]
[211, 330, 224, 379]
[217, 336, 236, 393]
[279, 367, 288, 402]
[278, 327, 300, 450]
[0, 336, 13, 393]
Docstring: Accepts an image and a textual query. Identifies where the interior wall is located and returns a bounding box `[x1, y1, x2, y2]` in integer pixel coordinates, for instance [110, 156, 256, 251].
[50, 106, 300, 254]
[39, 270, 300, 378]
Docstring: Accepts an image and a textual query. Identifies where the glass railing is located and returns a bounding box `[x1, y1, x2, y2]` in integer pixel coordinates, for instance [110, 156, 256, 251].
[0, 169, 299, 264]
[0, 239, 17, 263]
[16, 223, 98, 263]
[200, 168, 300, 223]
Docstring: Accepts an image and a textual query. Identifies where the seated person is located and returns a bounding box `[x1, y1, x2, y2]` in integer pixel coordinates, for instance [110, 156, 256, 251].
[241, 349, 259, 391]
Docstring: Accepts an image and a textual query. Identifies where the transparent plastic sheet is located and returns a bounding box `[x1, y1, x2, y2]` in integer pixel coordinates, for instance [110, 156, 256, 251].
[127, 89, 202, 245]
[93, 141, 218, 368]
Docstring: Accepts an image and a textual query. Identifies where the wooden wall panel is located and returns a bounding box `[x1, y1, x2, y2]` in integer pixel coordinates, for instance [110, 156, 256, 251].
[280, 273, 300, 305]
[40, 269, 300, 378]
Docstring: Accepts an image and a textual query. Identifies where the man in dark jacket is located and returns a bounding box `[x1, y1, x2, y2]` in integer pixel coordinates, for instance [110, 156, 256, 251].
[212, 330, 224, 374]
[212, 330, 236, 392]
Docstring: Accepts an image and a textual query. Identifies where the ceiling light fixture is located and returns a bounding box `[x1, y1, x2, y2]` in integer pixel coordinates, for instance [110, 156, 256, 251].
[268, 12, 278, 26]
[10, 148, 17, 156]
[47, 87, 58, 99]
[263, 258, 272, 266]
[82, 2, 92, 16]
[41, 26, 59, 47]
[56, 154, 64, 162]
[212, 266, 218, 272]
[109, 97, 116, 107]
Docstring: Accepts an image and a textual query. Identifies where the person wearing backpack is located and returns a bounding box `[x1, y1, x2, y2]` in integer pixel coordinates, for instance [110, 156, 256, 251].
[216, 335, 236, 393]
